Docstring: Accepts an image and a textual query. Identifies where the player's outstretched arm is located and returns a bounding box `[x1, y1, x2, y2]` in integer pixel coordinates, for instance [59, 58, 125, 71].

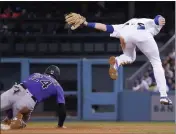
[147, 15, 166, 36]
[57, 103, 66, 128]
[83, 21, 114, 33]
[65, 12, 114, 33]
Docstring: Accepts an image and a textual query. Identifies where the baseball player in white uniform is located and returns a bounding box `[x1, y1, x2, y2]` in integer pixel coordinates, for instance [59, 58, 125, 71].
[65, 13, 172, 105]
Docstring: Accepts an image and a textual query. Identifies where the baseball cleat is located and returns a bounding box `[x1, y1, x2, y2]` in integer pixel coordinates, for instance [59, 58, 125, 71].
[109, 56, 118, 80]
[160, 97, 172, 105]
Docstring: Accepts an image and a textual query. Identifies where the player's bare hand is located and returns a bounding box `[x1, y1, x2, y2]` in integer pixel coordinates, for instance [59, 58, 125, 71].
[158, 16, 165, 26]
[57, 125, 67, 129]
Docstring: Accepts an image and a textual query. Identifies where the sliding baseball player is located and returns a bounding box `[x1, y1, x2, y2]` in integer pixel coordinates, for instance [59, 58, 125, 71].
[1, 65, 66, 130]
[65, 13, 172, 105]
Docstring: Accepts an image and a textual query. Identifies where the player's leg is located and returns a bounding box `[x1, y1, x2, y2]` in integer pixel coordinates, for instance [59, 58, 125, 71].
[1, 109, 13, 125]
[136, 36, 172, 105]
[1, 84, 27, 120]
[0, 86, 20, 130]
[0, 90, 13, 111]
[109, 42, 136, 80]
[10, 92, 36, 129]
[0, 83, 27, 111]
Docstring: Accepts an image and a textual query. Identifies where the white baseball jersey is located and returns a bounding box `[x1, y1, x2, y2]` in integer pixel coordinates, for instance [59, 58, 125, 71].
[110, 18, 163, 39]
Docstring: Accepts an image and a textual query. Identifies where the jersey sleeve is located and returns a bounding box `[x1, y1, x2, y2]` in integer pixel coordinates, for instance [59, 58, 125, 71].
[148, 26, 163, 36]
[56, 86, 65, 104]
[139, 18, 163, 36]
[149, 23, 163, 36]
[110, 24, 124, 38]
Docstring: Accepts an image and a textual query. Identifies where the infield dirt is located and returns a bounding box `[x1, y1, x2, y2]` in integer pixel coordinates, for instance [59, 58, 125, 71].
[1, 122, 175, 134]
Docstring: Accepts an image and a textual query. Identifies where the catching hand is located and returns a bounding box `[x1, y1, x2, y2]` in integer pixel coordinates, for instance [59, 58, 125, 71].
[65, 12, 86, 30]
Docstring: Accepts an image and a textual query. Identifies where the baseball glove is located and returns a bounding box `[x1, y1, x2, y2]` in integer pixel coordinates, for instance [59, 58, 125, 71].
[65, 13, 86, 30]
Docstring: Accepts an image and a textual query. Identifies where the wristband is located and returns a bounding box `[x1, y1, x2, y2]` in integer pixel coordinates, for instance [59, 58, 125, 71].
[106, 25, 114, 33]
[154, 15, 161, 25]
[87, 22, 96, 28]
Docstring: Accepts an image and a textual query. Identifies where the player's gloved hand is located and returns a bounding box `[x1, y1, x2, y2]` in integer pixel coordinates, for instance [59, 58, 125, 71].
[65, 12, 86, 30]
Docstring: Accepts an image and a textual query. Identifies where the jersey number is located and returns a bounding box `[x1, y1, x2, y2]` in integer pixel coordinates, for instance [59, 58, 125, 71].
[40, 80, 51, 89]
[137, 23, 145, 30]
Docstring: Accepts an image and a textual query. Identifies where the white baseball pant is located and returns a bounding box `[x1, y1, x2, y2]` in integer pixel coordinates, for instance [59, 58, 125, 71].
[115, 30, 168, 97]
[0, 84, 36, 119]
